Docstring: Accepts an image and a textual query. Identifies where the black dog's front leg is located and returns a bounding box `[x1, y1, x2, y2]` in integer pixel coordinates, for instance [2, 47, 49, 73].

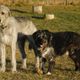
[47, 59, 55, 75]
[41, 57, 55, 75]
[41, 58, 47, 74]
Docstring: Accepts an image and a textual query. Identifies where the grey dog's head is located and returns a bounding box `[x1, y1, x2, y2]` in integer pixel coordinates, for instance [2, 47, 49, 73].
[0, 5, 10, 26]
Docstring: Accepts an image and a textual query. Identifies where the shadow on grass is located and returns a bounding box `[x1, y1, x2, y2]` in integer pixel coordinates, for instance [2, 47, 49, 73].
[32, 15, 45, 19]
[5, 59, 36, 73]
[55, 66, 75, 72]
[11, 9, 45, 20]
[11, 9, 32, 14]
[5, 59, 75, 73]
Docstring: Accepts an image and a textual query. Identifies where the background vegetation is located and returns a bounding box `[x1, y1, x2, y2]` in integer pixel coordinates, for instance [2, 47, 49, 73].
[0, 2, 80, 80]
[0, 0, 80, 6]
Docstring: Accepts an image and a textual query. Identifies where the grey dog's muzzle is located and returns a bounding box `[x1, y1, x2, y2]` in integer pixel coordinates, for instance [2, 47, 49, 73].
[0, 22, 7, 30]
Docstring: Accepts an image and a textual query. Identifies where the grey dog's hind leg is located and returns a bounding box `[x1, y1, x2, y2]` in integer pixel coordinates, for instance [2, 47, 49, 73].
[17, 33, 40, 70]
[17, 33, 27, 69]
[17, 33, 40, 59]
[17, 34, 27, 59]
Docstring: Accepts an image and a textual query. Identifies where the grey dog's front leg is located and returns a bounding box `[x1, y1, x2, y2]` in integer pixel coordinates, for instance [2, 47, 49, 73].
[0, 44, 6, 72]
[11, 41, 17, 72]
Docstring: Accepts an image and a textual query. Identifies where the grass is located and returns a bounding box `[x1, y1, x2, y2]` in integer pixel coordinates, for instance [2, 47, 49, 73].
[0, 5, 80, 80]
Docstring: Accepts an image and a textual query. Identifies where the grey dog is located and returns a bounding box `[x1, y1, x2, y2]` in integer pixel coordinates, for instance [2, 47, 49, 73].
[0, 5, 40, 72]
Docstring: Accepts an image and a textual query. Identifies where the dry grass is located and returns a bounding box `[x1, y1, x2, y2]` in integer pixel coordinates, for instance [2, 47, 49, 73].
[0, 5, 80, 80]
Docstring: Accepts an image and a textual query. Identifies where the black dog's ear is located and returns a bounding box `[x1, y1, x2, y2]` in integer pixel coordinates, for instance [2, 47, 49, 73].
[49, 34, 53, 46]
[45, 31, 52, 46]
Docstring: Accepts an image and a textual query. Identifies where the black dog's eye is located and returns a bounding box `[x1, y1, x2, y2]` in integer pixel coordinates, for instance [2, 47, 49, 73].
[1, 12, 5, 15]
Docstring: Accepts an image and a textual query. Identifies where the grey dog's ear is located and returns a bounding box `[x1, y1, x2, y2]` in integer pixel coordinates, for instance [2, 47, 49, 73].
[0, 5, 11, 16]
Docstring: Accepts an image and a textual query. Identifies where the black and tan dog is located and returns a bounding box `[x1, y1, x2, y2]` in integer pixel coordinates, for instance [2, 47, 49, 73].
[32, 30, 80, 75]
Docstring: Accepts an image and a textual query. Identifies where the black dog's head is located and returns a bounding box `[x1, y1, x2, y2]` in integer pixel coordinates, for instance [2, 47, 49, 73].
[32, 30, 51, 48]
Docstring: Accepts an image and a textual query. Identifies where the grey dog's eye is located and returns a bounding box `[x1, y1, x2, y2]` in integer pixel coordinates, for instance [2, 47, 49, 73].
[1, 12, 5, 15]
